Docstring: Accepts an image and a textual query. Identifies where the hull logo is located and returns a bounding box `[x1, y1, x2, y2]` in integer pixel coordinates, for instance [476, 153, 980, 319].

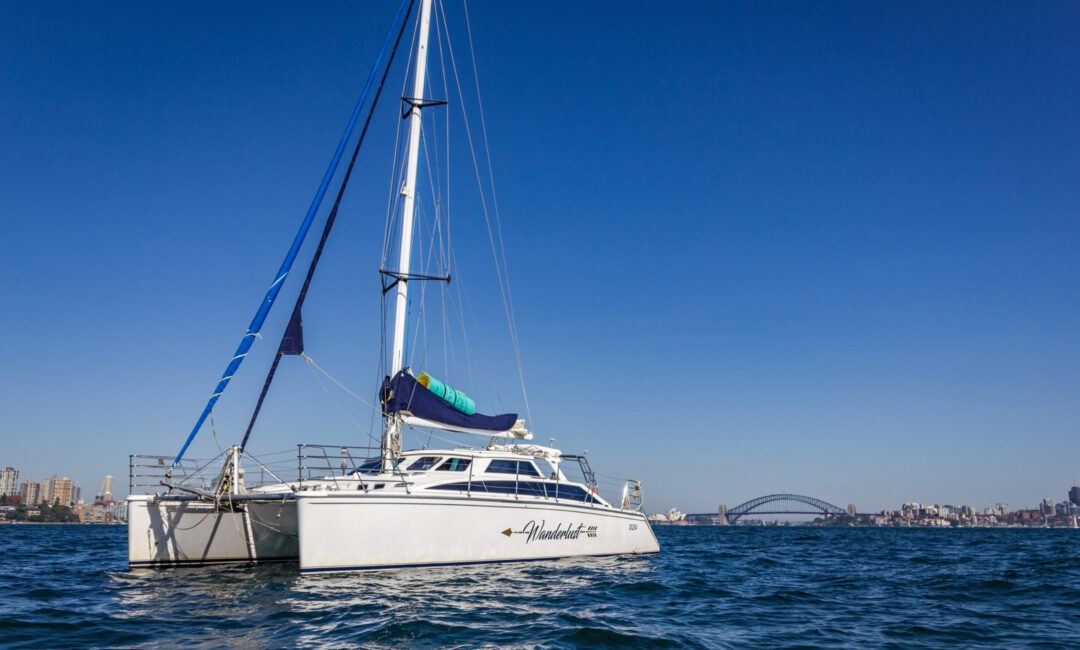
[502, 520, 598, 543]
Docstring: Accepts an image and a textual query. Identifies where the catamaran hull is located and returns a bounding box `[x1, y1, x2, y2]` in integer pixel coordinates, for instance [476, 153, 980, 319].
[127, 495, 298, 567]
[295, 493, 660, 573]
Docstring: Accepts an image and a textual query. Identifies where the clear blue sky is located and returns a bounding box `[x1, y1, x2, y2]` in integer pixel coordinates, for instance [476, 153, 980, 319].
[2, 1, 1078, 513]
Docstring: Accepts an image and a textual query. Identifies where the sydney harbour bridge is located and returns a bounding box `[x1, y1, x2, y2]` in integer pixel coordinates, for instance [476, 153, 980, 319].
[686, 493, 857, 524]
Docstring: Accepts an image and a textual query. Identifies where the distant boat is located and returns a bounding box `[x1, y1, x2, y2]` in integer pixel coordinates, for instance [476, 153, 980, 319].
[128, 0, 659, 572]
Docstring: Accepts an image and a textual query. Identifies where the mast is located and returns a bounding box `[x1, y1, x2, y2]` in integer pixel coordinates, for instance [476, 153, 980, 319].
[384, 0, 434, 464]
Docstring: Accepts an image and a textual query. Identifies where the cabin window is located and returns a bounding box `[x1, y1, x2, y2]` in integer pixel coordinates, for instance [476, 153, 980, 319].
[354, 458, 404, 474]
[355, 459, 382, 474]
[486, 460, 542, 477]
[550, 484, 594, 503]
[514, 481, 546, 497]
[436, 457, 472, 472]
[408, 456, 441, 471]
[429, 482, 469, 492]
[427, 481, 599, 504]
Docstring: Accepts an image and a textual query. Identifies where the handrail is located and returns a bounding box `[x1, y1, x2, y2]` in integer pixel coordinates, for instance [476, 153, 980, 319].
[296, 443, 385, 492]
[128, 451, 297, 495]
[282, 443, 647, 510]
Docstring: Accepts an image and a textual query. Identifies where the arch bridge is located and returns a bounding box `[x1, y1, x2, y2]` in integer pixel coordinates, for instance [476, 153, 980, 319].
[686, 493, 849, 524]
[726, 493, 847, 523]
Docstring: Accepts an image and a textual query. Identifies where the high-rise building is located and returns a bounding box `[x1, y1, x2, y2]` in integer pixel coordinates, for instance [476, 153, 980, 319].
[41, 476, 56, 504]
[1070, 487, 1080, 507]
[97, 475, 114, 505]
[19, 480, 40, 506]
[0, 467, 19, 496]
[42, 476, 74, 506]
[54, 477, 74, 506]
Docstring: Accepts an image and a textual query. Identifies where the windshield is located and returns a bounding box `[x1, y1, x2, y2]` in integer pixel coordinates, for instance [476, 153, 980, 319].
[353, 458, 402, 475]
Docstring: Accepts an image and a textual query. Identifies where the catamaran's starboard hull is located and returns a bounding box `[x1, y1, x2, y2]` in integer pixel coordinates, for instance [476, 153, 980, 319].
[127, 495, 298, 567]
[295, 493, 660, 573]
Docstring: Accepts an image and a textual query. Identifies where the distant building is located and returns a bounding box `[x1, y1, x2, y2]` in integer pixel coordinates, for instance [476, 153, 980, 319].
[1015, 509, 1043, 524]
[1041, 498, 1055, 517]
[107, 500, 127, 523]
[56, 477, 74, 506]
[19, 480, 40, 506]
[1070, 487, 1080, 507]
[847, 504, 858, 516]
[41, 476, 55, 504]
[97, 475, 114, 505]
[0, 467, 19, 496]
[76, 502, 112, 524]
[42, 476, 75, 506]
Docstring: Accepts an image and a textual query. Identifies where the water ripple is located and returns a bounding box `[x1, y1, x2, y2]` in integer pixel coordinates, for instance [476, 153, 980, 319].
[2, 526, 1080, 647]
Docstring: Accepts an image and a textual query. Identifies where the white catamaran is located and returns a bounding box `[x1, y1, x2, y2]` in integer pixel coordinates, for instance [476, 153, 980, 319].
[128, 0, 659, 572]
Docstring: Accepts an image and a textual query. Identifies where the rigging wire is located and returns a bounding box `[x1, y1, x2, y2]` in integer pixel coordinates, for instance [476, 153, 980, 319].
[461, 0, 532, 426]
[432, 1, 455, 383]
[209, 414, 225, 454]
[407, 123, 455, 374]
[238, 0, 417, 453]
[377, 9, 421, 423]
[301, 353, 381, 412]
[373, 1, 425, 446]
[303, 355, 379, 446]
[438, 0, 533, 427]
[374, 1, 538, 452]
[381, 11, 422, 269]
[172, 0, 415, 466]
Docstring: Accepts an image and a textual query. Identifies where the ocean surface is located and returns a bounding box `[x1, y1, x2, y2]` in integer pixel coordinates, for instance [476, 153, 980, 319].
[2, 525, 1079, 648]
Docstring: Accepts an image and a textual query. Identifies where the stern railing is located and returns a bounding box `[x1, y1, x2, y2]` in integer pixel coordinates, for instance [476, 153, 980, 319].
[128, 448, 300, 495]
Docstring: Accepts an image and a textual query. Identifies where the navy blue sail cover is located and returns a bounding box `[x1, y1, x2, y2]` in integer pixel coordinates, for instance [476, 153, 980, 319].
[382, 371, 518, 432]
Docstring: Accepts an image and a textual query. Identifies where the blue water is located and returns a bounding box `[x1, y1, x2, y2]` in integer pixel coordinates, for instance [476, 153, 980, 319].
[2, 525, 1079, 648]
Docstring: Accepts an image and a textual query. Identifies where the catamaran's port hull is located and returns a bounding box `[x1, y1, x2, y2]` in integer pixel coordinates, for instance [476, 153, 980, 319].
[127, 495, 297, 567]
[295, 492, 660, 573]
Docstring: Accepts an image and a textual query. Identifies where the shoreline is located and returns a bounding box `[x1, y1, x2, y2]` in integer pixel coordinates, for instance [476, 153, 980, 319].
[0, 521, 124, 526]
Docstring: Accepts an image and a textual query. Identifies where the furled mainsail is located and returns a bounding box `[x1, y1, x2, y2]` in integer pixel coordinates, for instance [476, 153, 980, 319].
[382, 370, 520, 434]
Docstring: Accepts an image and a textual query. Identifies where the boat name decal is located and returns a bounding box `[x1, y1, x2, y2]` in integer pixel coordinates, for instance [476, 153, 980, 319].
[502, 520, 598, 543]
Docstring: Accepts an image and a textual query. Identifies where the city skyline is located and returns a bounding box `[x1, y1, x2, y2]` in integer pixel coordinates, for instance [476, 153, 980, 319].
[5, 458, 1079, 523]
[2, 2, 1079, 513]
[0, 465, 118, 507]
[655, 485, 1080, 527]
[0, 465, 124, 524]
